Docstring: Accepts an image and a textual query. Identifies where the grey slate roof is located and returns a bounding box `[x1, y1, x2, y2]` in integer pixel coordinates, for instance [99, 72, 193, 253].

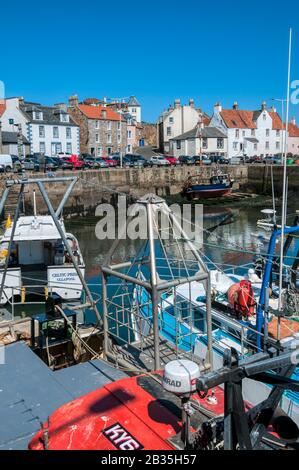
[127, 96, 140, 107]
[0, 341, 126, 450]
[1, 131, 30, 145]
[20, 102, 78, 127]
[173, 126, 227, 141]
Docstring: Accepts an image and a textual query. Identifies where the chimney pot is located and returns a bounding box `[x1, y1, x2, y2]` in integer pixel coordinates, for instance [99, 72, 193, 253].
[69, 94, 78, 107]
[233, 101, 238, 110]
[261, 100, 267, 111]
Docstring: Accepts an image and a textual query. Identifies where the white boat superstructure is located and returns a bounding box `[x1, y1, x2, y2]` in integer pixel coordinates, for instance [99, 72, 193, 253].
[0, 214, 85, 304]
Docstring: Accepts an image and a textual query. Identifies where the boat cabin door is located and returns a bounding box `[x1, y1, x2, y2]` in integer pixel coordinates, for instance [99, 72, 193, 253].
[18, 241, 44, 265]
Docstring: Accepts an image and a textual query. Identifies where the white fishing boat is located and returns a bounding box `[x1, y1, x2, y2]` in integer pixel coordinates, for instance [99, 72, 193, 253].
[0, 215, 84, 305]
[0, 178, 86, 306]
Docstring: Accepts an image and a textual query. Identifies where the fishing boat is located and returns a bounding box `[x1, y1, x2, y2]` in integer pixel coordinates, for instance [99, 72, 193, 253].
[182, 171, 233, 200]
[0, 180, 85, 306]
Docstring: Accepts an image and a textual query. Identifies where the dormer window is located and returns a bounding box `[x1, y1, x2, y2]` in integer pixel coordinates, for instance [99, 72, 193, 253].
[60, 113, 69, 122]
[34, 111, 43, 120]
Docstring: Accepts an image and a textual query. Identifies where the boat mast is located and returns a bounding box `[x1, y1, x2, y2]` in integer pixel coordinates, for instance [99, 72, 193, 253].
[278, 28, 292, 325]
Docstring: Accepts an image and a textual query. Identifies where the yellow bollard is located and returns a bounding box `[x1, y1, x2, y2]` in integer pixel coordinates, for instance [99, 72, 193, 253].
[21, 287, 26, 304]
[44, 287, 49, 300]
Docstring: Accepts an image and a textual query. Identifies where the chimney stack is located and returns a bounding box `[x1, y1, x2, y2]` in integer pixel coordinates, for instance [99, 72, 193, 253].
[69, 94, 79, 107]
[232, 101, 238, 110]
[189, 98, 194, 108]
[214, 102, 222, 113]
[54, 103, 67, 112]
[174, 98, 181, 109]
[261, 100, 267, 111]
[291, 116, 296, 126]
[101, 109, 107, 119]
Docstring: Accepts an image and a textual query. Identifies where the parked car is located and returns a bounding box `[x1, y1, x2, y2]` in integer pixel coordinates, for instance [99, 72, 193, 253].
[102, 157, 118, 168]
[218, 156, 230, 164]
[94, 158, 109, 168]
[248, 155, 263, 164]
[178, 155, 194, 165]
[229, 156, 243, 165]
[45, 157, 59, 171]
[0, 154, 13, 172]
[164, 156, 179, 165]
[193, 155, 212, 165]
[150, 155, 171, 166]
[61, 155, 85, 169]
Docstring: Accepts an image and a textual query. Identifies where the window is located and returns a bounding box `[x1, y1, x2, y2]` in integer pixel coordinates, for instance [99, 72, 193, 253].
[202, 138, 208, 149]
[127, 130, 132, 139]
[217, 138, 224, 149]
[242, 130, 245, 137]
[235, 129, 239, 139]
[117, 122, 121, 130]
[95, 133, 99, 143]
[131, 108, 137, 113]
[276, 130, 280, 137]
[95, 120, 99, 129]
[107, 134, 112, 144]
[276, 142, 280, 150]
[176, 140, 181, 150]
[107, 147, 112, 155]
[233, 142, 238, 150]
[266, 129, 270, 137]
[66, 127, 72, 139]
[35, 111, 42, 120]
[61, 114, 68, 122]
[166, 127, 172, 136]
[266, 141, 269, 149]
[127, 144, 132, 152]
[251, 129, 255, 136]
[56, 142, 62, 153]
[254, 143, 258, 151]
[53, 127, 59, 138]
[107, 121, 111, 131]
[97, 147, 102, 156]
[39, 125, 45, 138]
[117, 134, 121, 144]
[169, 117, 174, 124]
[39, 142, 45, 153]
[66, 142, 72, 153]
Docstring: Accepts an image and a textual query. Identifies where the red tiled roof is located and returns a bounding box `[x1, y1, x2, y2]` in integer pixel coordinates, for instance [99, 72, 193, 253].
[288, 122, 299, 137]
[78, 104, 125, 121]
[220, 109, 283, 130]
[269, 111, 284, 130]
[0, 101, 6, 117]
[220, 109, 257, 129]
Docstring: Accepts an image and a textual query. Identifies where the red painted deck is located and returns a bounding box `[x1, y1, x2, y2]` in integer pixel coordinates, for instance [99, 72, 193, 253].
[29, 373, 225, 450]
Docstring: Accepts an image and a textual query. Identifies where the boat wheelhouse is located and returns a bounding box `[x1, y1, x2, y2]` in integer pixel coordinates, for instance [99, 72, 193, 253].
[182, 172, 233, 200]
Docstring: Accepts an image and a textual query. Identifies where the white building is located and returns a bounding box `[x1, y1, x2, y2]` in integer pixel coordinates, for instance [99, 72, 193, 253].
[288, 117, 299, 155]
[209, 101, 286, 158]
[158, 99, 209, 153]
[0, 97, 80, 156]
[169, 127, 227, 158]
[127, 96, 141, 123]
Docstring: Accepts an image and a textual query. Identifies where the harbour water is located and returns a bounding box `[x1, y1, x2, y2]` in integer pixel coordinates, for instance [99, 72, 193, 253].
[4, 202, 297, 321]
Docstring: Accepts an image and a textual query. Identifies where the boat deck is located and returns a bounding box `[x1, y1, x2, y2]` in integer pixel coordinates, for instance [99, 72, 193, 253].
[0, 341, 127, 450]
[116, 336, 204, 371]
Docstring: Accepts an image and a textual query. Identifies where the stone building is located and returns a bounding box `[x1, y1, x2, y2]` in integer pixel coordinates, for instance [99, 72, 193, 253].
[68, 96, 127, 156]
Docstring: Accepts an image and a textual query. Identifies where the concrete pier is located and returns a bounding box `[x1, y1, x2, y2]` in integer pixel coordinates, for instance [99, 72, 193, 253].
[0, 164, 297, 217]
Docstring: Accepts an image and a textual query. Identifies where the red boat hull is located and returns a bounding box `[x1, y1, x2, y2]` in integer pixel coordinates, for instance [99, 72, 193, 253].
[187, 187, 232, 200]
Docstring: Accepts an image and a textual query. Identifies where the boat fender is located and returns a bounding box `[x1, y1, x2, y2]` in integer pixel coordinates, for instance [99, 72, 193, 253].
[227, 280, 255, 319]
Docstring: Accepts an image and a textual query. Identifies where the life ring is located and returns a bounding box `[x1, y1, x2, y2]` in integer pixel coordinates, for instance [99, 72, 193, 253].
[227, 280, 255, 319]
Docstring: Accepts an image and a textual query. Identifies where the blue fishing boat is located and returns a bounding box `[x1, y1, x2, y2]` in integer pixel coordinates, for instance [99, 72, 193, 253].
[182, 172, 233, 200]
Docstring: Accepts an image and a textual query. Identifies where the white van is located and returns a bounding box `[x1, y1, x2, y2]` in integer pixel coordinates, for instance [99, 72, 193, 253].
[230, 156, 242, 165]
[0, 155, 13, 172]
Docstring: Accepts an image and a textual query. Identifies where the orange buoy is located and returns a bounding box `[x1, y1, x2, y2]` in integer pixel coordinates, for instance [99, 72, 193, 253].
[227, 280, 255, 319]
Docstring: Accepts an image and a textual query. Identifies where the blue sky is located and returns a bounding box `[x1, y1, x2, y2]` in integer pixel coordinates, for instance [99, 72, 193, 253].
[1, 0, 299, 123]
